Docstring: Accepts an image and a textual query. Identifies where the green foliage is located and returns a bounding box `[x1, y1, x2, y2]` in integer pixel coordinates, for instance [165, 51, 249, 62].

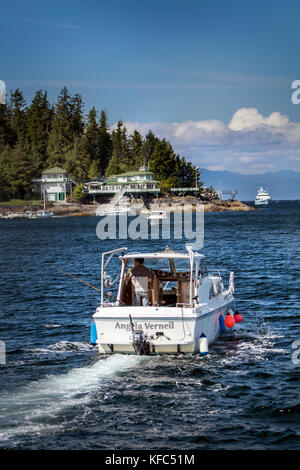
[26, 90, 52, 173]
[128, 130, 144, 169]
[159, 176, 178, 194]
[0, 86, 203, 200]
[73, 183, 86, 203]
[98, 110, 113, 176]
[88, 160, 99, 179]
[65, 138, 87, 183]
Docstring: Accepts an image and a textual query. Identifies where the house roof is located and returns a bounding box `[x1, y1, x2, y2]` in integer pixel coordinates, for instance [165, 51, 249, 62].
[42, 167, 67, 174]
[118, 170, 153, 177]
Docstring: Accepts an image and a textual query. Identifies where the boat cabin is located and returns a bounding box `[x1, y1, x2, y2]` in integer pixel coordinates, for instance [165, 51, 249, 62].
[115, 249, 208, 308]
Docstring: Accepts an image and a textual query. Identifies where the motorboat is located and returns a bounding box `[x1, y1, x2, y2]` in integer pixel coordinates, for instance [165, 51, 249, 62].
[146, 210, 167, 220]
[255, 187, 271, 206]
[2, 212, 24, 219]
[94, 205, 135, 216]
[90, 246, 240, 355]
[36, 209, 53, 218]
[24, 211, 37, 219]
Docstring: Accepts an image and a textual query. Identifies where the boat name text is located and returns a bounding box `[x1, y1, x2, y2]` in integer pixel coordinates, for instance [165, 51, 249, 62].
[115, 321, 175, 331]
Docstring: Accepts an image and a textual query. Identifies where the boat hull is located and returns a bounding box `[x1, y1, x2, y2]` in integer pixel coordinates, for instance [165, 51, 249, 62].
[92, 299, 233, 355]
[255, 199, 269, 206]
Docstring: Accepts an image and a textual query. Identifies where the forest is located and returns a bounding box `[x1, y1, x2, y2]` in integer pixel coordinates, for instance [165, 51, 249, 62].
[0, 87, 202, 200]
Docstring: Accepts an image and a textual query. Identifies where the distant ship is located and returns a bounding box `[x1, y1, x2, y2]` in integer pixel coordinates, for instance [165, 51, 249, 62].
[255, 187, 271, 206]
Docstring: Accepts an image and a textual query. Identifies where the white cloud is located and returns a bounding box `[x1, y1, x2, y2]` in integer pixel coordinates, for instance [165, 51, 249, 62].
[122, 108, 300, 174]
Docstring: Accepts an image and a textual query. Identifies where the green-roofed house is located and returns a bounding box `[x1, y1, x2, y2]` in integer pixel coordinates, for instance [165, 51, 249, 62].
[32, 167, 75, 202]
[84, 164, 160, 199]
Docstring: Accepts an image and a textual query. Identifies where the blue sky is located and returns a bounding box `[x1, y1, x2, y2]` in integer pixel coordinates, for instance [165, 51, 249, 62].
[1, 0, 300, 173]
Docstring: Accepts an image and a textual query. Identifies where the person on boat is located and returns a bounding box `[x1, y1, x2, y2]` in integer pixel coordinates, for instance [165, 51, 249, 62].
[127, 258, 152, 306]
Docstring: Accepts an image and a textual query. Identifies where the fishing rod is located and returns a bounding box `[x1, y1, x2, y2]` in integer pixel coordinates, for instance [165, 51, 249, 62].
[52, 266, 102, 293]
[52, 266, 128, 305]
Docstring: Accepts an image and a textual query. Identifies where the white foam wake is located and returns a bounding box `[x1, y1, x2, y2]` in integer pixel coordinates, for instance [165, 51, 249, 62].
[0, 354, 145, 442]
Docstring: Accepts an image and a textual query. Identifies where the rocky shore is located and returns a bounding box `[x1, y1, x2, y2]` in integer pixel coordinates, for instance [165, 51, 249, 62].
[0, 197, 255, 217]
[146, 196, 255, 213]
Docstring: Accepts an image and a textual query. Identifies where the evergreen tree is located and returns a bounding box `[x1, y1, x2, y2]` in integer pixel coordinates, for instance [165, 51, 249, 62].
[0, 102, 13, 151]
[128, 130, 144, 169]
[47, 87, 83, 168]
[9, 89, 27, 144]
[98, 110, 112, 176]
[149, 138, 180, 186]
[0, 145, 12, 199]
[142, 130, 159, 164]
[26, 90, 52, 173]
[0, 86, 205, 200]
[64, 137, 87, 182]
[88, 160, 99, 179]
[106, 120, 124, 176]
[81, 107, 99, 174]
[6, 141, 34, 198]
[70, 93, 84, 138]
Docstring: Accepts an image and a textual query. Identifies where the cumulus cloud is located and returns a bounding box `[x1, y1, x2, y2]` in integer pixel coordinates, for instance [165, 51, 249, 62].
[121, 108, 300, 174]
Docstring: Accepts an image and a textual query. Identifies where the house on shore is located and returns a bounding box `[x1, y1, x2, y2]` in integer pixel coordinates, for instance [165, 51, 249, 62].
[84, 164, 160, 201]
[32, 167, 75, 202]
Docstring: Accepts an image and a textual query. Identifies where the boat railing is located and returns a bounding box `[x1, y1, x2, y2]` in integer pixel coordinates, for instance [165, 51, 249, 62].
[100, 247, 127, 306]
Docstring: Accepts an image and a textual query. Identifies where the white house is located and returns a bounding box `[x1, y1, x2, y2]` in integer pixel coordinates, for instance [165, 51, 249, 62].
[33, 167, 74, 202]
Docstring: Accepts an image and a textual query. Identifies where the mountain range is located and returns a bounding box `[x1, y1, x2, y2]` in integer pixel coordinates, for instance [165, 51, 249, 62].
[200, 169, 300, 201]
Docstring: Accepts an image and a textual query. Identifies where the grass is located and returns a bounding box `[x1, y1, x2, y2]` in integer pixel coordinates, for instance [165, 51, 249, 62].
[0, 199, 42, 207]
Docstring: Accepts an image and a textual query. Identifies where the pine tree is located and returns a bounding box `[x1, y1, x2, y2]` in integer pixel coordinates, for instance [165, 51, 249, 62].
[0, 145, 12, 200]
[98, 110, 112, 176]
[0, 102, 13, 151]
[9, 89, 27, 144]
[47, 87, 83, 168]
[6, 140, 34, 198]
[81, 107, 100, 174]
[70, 93, 84, 139]
[26, 90, 52, 173]
[106, 120, 124, 176]
[128, 130, 144, 169]
[88, 160, 99, 179]
[149, 139, 178, 183]
[64, 137, 87, 182]
[142, 130, 159, 164]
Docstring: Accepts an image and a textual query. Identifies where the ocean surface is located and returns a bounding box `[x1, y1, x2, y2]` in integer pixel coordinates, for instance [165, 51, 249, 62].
[0, 201, 299, 450]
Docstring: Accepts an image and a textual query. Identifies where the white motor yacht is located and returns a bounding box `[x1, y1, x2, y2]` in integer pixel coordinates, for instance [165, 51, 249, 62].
[255, 187, 271, 206]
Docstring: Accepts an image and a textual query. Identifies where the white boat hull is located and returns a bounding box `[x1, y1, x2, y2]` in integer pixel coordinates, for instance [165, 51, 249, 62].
[255, 199, 269, 206]
[93, 296, 233, 355]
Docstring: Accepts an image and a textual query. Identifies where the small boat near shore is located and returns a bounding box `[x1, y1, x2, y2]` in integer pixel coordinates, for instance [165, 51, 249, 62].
[1, 212, 24, 219]
[24, 211, 37, 219]
[145, 210, 167, 220]
[36, 209, 53, 218]
[94, 205, 135, 216]
[90, 246, 241, 355]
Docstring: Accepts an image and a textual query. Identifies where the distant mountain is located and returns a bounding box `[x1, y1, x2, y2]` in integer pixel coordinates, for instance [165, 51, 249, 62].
[200, 169, 300, 201]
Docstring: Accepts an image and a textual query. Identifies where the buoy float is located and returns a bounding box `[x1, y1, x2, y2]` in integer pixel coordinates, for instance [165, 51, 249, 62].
[199, 333, 209, 355]
[225, 313, 235, 328]
[234, 310, 243, 323]
[219, 315, 226, 332]
[90, 320, 97, 345]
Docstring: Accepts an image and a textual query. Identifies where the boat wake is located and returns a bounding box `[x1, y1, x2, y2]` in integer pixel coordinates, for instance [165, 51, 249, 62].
[0, 354, 145, 444]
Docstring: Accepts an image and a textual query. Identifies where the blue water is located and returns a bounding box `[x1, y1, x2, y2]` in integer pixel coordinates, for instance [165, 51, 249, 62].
[0, 202, 299, 450]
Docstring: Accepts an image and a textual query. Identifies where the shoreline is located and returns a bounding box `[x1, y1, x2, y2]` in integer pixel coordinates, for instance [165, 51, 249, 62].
[0, 198, 255, 218]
